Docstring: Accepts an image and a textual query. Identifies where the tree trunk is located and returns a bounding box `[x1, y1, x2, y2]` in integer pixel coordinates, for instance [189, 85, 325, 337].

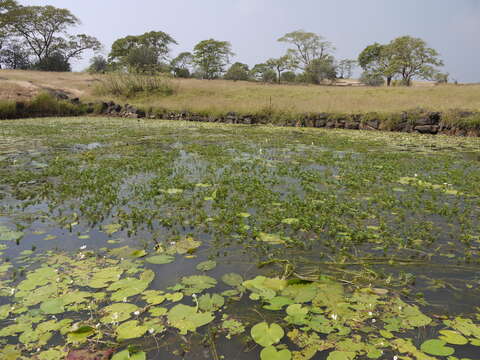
[386, 76, 392, 87]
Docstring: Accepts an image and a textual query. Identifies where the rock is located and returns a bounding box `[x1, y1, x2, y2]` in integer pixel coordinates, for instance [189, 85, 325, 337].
[414, 125, 439, 134]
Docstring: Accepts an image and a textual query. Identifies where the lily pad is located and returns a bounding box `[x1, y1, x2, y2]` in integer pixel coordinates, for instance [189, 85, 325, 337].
[146, 254, 175, 264]
[111, 349, 146, 360]
[116, 320, 148, 341]
[196, 260, 217, 271]
[260, 346, 292, 360]
[420, 339, 455, 356]
[439, 330, 468, 345]
[0, 226, 23, 242]
[251, 322, 284, 347]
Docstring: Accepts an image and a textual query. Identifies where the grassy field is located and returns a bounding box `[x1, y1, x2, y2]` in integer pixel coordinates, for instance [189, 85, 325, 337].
[1, 69, 480, 114]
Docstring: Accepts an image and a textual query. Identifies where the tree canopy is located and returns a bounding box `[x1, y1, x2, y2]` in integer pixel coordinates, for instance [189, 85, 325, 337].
[278, 30, 334, 70]
[193, 39, 233, 80]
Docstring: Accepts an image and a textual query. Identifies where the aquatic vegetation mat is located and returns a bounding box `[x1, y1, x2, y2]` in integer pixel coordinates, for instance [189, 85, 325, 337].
[0, 117, 479, 359]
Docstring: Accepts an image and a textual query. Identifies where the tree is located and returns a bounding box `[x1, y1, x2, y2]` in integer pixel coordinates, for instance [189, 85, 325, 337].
[358, 43, 397, 86]
[193, 39, 234, 80]
[280, 71, 296, 83]
[266, 55, 296, 83]
[337, 59, 356, 79]
[170, 51, 193, 78]
[224, 62, 249, 81]
[305, 56, 337, 84]
[1, 4, 101, 69]
[0, 40, 30, 69]
[250, 63, 277, 83]
[278, 30, 334, 70]
[389, 36, 443, 86]
[109, 31, 177, 70]
[88, 55, 107, 73]
[33, 51, 70, 71]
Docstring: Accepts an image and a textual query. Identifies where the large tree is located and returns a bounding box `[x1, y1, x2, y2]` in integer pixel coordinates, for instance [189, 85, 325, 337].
[193, 39, 233, 80]
[389, 36, 443, 86]
[170, 51, 193, 78]
[224, 62, 249, 81]
[266, 55, 296, 83]
[278, 30, 334, 70]
[250, 63, 277, 83]
[109, 31, 177, 71]
[1, 3, 101, 70]
[305, 56, 337, 84]
[337, 59, 356, 79]
[358, 43, 397, 86]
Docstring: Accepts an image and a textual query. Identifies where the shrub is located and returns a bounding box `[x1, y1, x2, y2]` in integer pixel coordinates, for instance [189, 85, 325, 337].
[94, 73, 175, 98]
[280, 71, 296, 83]
[0, 100, 17, 119]
[360, 72, 384, 86]
[33, 53, 71, 72]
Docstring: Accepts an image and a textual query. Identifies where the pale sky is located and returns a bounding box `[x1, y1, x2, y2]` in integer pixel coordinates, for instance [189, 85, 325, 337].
[21, 0, 480, 82]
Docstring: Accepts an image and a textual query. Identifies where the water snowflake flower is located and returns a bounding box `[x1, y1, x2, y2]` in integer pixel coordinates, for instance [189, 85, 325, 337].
[134, 311, 140, 316]
[368, 311, 373, 316]
[170, 242, 176, 245]
[148, 328, 155, 334]
[393, 356, 398, 360]
[123, 297, 127, 303]
[95, 323, 101, 328]
[192, 293, 197, 299]
[372, 318, 376, 323]
[331, 313, 338, 321]
[9, 288, 15, 295]
[112, 313, 119, 320]
[80, 245, 87, 250]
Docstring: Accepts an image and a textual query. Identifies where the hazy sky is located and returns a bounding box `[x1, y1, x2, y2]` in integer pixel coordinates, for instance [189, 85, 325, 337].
[22, 0, 480, 82]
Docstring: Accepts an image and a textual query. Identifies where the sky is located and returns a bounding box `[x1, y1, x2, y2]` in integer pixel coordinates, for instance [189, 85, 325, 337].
[21, 0, 480, 82]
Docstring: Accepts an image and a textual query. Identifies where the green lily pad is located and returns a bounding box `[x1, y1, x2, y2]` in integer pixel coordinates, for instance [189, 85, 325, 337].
[327, 351, 356, 360]
[439, 330, 468, 345]
[198, 293, 224, 311]
[112, 349, 146, 360]
[102, 223, 122, 235]
[421, 339, 455, 356]
[196, 260, 217, 271]
[0, 226, 23, 242]
[257, 232, 285, 245]
[222, 273, 244, 287]
[146, 254, 175, 264]
[116, 320, 148, 341]
[251, 322, 284, 347]
[167, 304, 214, 334]
[260, 346, 292, 360]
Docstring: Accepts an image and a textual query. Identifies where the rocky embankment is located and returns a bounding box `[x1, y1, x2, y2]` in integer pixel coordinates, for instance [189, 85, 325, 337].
[99, 101, 480, 137]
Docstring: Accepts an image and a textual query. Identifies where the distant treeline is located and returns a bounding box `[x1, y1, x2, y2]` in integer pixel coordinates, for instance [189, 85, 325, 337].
[0, 1, 449, 86]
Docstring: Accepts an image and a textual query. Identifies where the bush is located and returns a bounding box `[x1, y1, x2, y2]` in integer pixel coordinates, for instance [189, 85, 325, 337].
[33, 53, 71, 72]
[88, 55, 108, 74]
[94, 73, 175, 98]
[280, 71, 296, 83]
[0, 100, 17, 119]
[360, 71, 384, 86]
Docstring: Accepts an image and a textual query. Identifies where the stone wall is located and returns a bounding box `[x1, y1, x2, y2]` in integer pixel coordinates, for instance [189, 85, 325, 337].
[98, 101, 480, 137]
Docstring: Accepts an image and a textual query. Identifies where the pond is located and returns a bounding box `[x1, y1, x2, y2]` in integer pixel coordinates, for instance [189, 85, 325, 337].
[0, 118, 479, 360]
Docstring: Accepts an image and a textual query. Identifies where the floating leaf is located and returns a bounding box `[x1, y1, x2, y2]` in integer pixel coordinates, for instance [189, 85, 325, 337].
[420, 339, 455, 356]
[167, 304, 214, 334]
[251, 322, 284, 347]
[257, 232, 285, 245]
[100, 303, 139, 324]
[111, 349, 146, 360]
[130, 249, 147, 258]
[0, 226, 23, 242]
[260, 346, 292, 360]
[146, 254, 175, 264]
[222, 273, 244, 287]
[116, 320, 148, 341]
[281, 218, 299, 225]
[196, 260, 217, 271]
[180, 275, 217, 296]
[327, 351, 356, 360]
[102, 223, 122, 235]
[198, 293, 224, 312]
[438, 330, 468, 345]
[221, 315, 245, 339]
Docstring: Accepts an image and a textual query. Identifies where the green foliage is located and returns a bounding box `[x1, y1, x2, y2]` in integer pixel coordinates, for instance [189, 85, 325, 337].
[278, 30, 334, 70]
[305, 56, 337, 84]
[420, 339, 455, 356]
[266, 55, 296, 83]
[359, 71, 385, 86]
[251, 322, 285, 347]
[251, 63, 277, 83]
[224, 62, 250, 81]
[170, 51, 193, 78]
[109, 31, 176, 69]
[88, 55, 108, 74]
[95, 73, 175, 98]
[193, 38, 234, 79]
[32, 52, 71, 72]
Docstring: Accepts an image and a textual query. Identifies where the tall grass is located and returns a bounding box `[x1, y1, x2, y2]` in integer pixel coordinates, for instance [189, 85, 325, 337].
[94, 73, 175, 98]
[0, 92, 88, 120]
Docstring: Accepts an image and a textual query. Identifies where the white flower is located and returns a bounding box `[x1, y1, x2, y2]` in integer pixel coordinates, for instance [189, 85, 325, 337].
[170, 242, 176, 245]
[56, 278, 60, 282]
[123, 297, 127, 303]
[398, 306, 402, 311]
[80, 245, 87, 250]
[331, 313, 338, 321]
[95, 323, 101, 328]
[112, 313, 119, 320]
[192, 293, 197, 299]
[393, 356, 398, 360]
[368, 311, 373, 316]
[134, 311, 140, 316]
[51, 315, 57, 320]
[372, 318, 376, 323]
[9, 288, 15, 295]
[414, 173, 418, 177]
[148, 328, 155, 334]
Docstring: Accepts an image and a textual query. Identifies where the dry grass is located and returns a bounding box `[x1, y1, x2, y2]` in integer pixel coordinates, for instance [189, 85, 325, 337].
[1, 70, 479, 114]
